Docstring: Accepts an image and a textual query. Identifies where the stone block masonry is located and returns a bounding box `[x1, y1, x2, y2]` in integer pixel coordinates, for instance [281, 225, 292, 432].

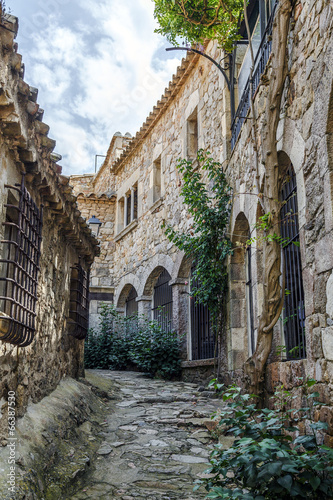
[0, 9, 99, 443]
[72, 0, 333, 420]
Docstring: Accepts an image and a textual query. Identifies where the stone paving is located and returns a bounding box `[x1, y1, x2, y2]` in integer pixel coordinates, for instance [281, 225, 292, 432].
[69, 370, 223, 500]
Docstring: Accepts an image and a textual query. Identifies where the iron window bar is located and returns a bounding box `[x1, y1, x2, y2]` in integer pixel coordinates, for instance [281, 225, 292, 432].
[280, 165, 306, 360]
[190, 266, 216, 360]
[0, 175, 43, 346]
[152, 269, 173, 333]
[246, 243, 256, 355]
[231, 0, 278, 149]
[126, 286, 138, 316]
[68, 261, 89, 340]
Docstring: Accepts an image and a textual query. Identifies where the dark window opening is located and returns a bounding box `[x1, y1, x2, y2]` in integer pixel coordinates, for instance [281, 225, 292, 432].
[280, 164, 306, 360]
[126, 286, 138, 316]
[133, 186, 138, 220]
[69, 261, 89, 340]
[126, 192, 132, 226]
[246, 243, 255, 355]
[0, 175, 43, 346]
[190, 266, 216, 360]
[152, 269, 173, 332]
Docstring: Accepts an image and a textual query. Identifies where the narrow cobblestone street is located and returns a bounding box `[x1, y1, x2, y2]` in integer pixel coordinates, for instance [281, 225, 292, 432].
[70, 370, 222, 500]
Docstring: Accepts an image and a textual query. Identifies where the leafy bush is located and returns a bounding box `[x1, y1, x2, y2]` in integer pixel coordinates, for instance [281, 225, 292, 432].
[84, 304, 181, 379]
[195, 380, 333, 499]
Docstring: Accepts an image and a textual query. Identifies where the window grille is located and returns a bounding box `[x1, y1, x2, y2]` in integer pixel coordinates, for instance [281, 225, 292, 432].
[152, 269, 173, 332]
[231, 0, 278, 148]
[0, 175, 43, 346]
[133, 186, 138, 220]
[126, 192, 132, 226]
[126, 286, 138, 316]
[69, 261, 89, 340]
[246, 243, 255, 355]
[190, 267, 216, 360]
[280, 164, 306, 360]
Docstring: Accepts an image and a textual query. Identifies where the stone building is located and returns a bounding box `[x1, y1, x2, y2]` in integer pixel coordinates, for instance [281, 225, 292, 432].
[0, 11, 99, 440]
[72, 0, 333, 409]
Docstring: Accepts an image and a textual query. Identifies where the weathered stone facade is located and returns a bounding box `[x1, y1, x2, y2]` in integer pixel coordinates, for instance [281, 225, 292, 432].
[0, 11, 98, 441]
[72, 0, 333, 416]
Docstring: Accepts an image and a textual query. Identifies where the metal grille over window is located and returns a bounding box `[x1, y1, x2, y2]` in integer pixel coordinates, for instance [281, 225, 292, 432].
[126, 286, 138, 316]
[0, 175, 43, 346]
[190, 267, 216, 360]
[280, 164, 306, 360]
[152, 269, 173, 332]
[246, 243, 255, 355]
[69, 262, 89, 340]
[231, 0, 278, 149]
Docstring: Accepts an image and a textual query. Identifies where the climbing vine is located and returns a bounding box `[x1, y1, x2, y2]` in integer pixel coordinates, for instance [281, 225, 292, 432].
[163, 150, 232, 330]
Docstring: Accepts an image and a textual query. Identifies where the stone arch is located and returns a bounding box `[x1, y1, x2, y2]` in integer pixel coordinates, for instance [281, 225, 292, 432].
[277, 120, 306, 230]
[229, 211, 250, 370]
[139, 254, 174, 296]
[172, 251, 193, 281]
[115, 273, 141, 309]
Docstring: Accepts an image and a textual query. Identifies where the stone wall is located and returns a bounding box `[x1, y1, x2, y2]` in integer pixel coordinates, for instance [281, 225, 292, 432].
[72, 40, 228, 374]
[226, 0, 333, 415]
[0, 12, 98, 441]
[73, 1, 333, 399]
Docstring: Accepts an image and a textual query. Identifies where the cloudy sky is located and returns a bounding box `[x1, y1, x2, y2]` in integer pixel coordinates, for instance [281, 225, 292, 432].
[8, 0, 181, 175]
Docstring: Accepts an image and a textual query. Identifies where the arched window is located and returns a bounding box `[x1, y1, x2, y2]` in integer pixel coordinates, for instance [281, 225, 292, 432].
[152, 269, 173, 332]
[190, 265, 215, 360]
[125, 286, 138, 316]
[280, 163, 306, 359]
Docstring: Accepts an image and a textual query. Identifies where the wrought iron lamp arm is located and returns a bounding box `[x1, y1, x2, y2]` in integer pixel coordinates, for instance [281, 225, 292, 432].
[166, 47, 231, 91]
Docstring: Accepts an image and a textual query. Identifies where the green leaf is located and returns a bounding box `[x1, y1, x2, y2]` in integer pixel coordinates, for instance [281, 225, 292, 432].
[277, 475, 293, 492]
[309, 476, 321, 491]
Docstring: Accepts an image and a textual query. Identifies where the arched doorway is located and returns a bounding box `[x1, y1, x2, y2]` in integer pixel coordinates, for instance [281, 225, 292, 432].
[152, 268, 173, 332]
[125, 286, 138, 316]
[280, 162, 306, 359]
[190, 265, 216, 360]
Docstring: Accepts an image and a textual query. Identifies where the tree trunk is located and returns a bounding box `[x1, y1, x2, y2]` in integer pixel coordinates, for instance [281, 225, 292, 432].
[245, 0, 293, 396]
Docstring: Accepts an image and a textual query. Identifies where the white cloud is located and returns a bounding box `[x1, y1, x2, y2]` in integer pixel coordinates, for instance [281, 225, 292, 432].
[13, 0, 181, 175]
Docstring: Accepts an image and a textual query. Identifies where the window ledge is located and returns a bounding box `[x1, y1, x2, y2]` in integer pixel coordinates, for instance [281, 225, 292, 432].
[149, 197, 163, 213]
[115, 219, 138, 242]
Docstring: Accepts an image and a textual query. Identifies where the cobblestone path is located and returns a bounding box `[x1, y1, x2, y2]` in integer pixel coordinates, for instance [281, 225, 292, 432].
[70, 370, 222, 500]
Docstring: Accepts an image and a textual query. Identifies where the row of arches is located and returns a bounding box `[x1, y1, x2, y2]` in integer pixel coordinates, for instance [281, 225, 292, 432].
[113, 152, 308, 368]
[116, 263, 215, 361]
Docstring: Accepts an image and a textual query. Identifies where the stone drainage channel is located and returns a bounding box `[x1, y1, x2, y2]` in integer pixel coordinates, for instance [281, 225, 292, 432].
[70, 370, 224, 500]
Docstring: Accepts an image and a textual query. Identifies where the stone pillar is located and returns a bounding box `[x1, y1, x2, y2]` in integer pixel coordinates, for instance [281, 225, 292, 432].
[136, 295, 152, 320]
[170, 278, 189, 360]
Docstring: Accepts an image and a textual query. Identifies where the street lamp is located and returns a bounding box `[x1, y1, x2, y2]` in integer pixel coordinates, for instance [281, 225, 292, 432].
[87, 215, 102, 237]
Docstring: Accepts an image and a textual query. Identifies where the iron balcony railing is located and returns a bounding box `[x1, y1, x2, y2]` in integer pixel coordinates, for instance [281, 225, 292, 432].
[231, 1, 278, 149]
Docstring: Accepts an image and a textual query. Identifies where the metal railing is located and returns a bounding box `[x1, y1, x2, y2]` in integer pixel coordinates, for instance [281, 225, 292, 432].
[0, 175, 43, 346]
[152, 269, 173, 333]
[280, 165, 306, 360]
[190, 268, 216, 360]
[231, 2, 277, 149]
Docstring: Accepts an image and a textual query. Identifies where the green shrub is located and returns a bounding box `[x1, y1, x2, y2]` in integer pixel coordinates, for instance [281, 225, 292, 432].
[84, 304, 181, 379]
[195, 380, 333, 499]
